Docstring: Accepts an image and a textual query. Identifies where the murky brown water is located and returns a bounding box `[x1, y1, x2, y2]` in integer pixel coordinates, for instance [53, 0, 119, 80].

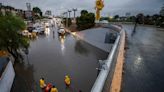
[11, 26, 109, 92]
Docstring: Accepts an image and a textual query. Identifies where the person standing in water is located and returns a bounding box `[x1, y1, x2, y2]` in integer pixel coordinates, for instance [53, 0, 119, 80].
[39, 78, 46, 89]
[64, 75, 71, 87]
[50, 85, 58, 92]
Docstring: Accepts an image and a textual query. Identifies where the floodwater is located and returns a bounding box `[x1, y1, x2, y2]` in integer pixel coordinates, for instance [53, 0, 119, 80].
[122, 24, 164, 92]
[11, 23, 109, 92]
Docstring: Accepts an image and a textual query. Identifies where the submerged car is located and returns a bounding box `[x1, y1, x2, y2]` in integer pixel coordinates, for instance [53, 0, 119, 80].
[58, 27, 66, 36]
[33, 26, 45, 34]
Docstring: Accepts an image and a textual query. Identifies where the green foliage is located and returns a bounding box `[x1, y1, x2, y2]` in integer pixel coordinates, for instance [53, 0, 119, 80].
[32, 7, 42, 19]
[114, 15, 119, 19]
[0, 14, 29, 60]
[76, 10, 95, 30]
[33, 7, 42, 14]
[81, 10, 88, 16]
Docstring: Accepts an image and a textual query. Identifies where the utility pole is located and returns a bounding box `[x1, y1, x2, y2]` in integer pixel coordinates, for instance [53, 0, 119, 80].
[64, 12, 68, 27]
[72, 8, 77, 22]
[68, 10, 72, 18]
[67, 10, 72, 27]
[62, 12, 65, 25]
[72, 8, 77, 19]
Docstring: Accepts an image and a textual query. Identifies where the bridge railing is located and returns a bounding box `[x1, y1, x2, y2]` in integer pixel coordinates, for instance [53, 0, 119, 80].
[91, 25, 124, 92]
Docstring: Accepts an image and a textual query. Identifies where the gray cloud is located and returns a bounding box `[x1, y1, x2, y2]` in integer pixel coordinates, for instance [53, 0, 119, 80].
[0, 0, 163, 16]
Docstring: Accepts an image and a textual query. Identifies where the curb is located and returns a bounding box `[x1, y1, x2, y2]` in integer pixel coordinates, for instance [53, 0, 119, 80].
[110, 30, 125, 92]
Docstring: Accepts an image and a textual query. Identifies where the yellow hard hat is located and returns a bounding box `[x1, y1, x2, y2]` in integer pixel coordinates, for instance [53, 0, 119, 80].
[65, 75, 69, 78]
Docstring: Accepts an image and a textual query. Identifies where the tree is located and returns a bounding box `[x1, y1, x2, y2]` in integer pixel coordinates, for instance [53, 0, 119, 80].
[114, 15, 119, 19]
[76, 10, 95, 30]
[0, 14, 29, 61]
[81, 10, 88, 16]
[136, 13, 144, 24]
[32, 7, 42, 18]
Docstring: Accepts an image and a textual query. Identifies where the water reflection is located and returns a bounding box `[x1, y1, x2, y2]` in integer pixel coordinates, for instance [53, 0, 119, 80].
[11, 62, 37, 92]
[58, 35, 66, 54]
[45, 28, 50, 36]
[74, 40, 89, 56]
[134, 54, 144, 71]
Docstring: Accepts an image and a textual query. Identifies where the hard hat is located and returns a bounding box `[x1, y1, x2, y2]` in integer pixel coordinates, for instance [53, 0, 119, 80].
[65, 75, 69, 78]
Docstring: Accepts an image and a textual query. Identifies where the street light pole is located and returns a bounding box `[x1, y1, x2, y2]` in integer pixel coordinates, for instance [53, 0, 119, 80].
[68, 10, 72, 18]
[72, 8, 77, 19]
[67, 10, 72, 27]
[66, 12, 68, 27]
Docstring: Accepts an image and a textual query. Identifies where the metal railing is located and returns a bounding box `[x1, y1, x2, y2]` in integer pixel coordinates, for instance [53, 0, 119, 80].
[91, 26, 124, 92]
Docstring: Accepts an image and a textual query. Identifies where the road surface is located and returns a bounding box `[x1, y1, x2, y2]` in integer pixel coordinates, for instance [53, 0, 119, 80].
[122, 24, 164, 92]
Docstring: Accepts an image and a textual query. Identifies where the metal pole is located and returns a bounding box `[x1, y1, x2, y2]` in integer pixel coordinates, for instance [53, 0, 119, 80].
[72, 8, 77, 19]
[68, 10, 71, 18]
[66, 12, 68, 27]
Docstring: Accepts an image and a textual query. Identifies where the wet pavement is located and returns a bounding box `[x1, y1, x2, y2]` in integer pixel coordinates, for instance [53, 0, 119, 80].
[122, 24, 164, 92]
[11, 23, 109, 92]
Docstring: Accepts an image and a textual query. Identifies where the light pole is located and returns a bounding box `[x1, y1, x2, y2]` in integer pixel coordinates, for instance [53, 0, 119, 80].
[68, 10, 72, 18]
[62, 12, 67, 27]
[64, 12, 68, 27]
[72, 8, 77, 19]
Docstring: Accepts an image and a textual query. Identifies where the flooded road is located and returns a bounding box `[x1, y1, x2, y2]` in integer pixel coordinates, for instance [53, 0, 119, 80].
[122, 24, 164, 92]
[11, 26, 109, 92]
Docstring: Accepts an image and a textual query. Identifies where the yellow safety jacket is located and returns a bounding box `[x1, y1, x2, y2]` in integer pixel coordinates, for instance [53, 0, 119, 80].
[39, 79, 45, 88]
[50, 88, 58, 92]
[65, 77, 71, 85]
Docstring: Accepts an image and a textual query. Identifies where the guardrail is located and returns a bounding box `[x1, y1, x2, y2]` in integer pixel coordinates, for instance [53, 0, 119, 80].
[91, 25, 124, 92]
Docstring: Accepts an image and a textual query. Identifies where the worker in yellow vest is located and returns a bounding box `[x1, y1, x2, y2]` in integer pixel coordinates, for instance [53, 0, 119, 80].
[50, 85, 58, 92]
[64, 75, 71, 86]
[39, 78, 46, 89]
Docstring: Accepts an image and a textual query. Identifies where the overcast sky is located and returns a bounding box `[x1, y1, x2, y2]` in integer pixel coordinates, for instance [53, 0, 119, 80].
[0, 0, 164, 16]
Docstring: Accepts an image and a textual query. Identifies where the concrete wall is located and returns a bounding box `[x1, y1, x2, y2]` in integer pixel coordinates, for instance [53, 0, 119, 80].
[0, 61, 15, 92]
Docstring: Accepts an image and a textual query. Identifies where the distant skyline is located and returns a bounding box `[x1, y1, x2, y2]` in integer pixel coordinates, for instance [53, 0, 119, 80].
[0, 0, 163, 16]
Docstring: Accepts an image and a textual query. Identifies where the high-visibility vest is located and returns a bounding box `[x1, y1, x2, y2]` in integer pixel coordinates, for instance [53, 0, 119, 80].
[39, 79, 45, 88]
[50, 88, 58, 92]
[65, 77, 71, 85]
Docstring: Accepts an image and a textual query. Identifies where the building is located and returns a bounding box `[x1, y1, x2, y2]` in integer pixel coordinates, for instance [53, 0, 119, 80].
[0, 4, 26, 19]
[45, 10, 52, 17]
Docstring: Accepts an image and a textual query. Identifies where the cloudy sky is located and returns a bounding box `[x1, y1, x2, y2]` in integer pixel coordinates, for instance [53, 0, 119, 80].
[1, 0, 164, 16]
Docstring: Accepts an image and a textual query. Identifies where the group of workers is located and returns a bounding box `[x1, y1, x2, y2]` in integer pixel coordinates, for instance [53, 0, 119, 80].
[39, 75, 71, 92]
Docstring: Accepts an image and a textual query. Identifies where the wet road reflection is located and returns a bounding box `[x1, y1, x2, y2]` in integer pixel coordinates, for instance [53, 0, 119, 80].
[11, 25, 108, 92]
[122, 24, 164, 92]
